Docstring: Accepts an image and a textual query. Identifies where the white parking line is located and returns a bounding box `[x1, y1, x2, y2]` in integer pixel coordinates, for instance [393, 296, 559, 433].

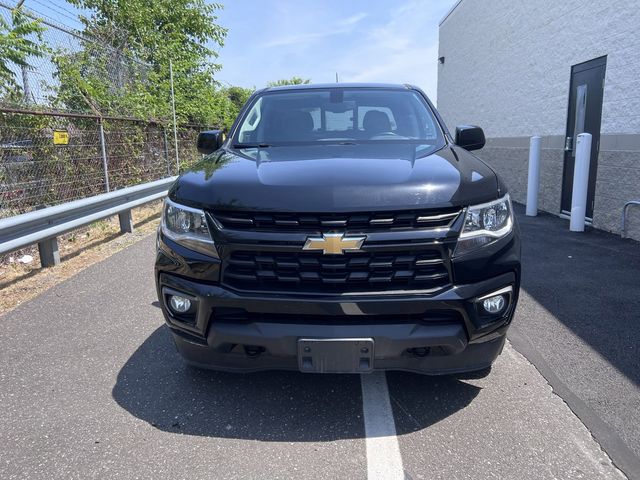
[360, 371, 405, 480]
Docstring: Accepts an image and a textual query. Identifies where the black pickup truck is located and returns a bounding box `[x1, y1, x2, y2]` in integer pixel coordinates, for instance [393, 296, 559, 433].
[155, 83, 520, 375]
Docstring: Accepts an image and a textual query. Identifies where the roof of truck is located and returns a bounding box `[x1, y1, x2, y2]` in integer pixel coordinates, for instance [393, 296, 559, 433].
[262, 82, 413, 92]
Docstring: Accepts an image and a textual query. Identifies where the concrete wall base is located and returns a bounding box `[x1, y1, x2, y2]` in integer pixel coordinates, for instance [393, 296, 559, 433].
[474, 134, 640, 241]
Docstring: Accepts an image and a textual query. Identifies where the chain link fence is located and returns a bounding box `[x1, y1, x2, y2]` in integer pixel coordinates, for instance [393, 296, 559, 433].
[0, 111, 204, 218]
[0, 2, 212, 219]
[0, 1, 152, 114]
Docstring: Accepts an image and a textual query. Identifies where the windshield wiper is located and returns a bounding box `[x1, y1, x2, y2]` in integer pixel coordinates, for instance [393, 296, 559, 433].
[232, 143, 272, 149]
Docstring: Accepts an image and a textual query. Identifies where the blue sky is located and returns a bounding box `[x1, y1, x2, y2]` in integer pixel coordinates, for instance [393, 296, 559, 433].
[216, 0, 455, 102]
[20, 0, 455, 103]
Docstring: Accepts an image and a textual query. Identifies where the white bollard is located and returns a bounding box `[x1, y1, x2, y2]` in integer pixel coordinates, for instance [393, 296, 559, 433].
[569, 133, 592, 232]
[526, 136, 542, 216]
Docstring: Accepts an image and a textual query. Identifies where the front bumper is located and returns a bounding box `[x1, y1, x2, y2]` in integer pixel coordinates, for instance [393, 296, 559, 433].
[156, 266, 518, 375]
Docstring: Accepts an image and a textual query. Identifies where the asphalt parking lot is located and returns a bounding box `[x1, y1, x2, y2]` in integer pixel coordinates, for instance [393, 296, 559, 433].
[0, 209, 637, 479]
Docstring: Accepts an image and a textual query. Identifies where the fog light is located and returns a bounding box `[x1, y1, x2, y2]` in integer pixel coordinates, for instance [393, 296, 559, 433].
[482, 294, 506, 314]
[169, 295, 191, 313]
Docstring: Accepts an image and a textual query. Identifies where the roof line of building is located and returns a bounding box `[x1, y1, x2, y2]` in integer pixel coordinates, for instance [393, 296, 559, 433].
[439, 0, 463, 26]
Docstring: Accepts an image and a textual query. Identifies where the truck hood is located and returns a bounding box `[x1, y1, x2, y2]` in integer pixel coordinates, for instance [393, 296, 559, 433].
[170, 143, 499, 212]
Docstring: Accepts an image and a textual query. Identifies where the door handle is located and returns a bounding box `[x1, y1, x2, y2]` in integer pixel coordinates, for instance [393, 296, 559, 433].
[564, 136, 573, 152]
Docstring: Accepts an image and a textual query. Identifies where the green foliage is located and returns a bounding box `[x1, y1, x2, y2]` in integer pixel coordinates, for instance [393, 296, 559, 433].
[55, 0, 228, 125]
[224, 86, 254, 111]
[267, 77, 311, 87]
[51, 37, 161, 120]
[210, 85, 254, 130]
[0, 9, 48, 98]
[2, 0, 313, 132]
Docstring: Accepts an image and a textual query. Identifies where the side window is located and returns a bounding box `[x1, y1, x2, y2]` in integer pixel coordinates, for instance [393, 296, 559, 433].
[238, 97, 262, 143]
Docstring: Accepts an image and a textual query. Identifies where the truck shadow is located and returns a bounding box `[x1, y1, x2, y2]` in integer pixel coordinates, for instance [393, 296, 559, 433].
[112, 326, 481, 441]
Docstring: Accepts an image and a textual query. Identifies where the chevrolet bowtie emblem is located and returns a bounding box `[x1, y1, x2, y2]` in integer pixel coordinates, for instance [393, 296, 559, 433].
[302, 233, 366, 255]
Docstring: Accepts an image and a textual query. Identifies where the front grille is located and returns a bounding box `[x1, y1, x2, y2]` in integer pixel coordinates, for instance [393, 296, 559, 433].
[211, 208, 461, 232]
[222, 249, 451, 294]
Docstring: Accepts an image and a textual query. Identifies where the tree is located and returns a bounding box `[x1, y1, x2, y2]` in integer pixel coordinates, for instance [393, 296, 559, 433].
[51, 26, 158, 118]
[267, 77, 311, 87]
[203, 85, 254, 130]
[56, 0, 227, 124]
[220, 85, 254, 126]
[0, 8, 47, 100]
[224, 86, 253, 111]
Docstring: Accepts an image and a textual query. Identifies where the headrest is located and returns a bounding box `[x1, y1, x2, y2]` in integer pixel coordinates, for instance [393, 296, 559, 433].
[363, 110, 391, 134]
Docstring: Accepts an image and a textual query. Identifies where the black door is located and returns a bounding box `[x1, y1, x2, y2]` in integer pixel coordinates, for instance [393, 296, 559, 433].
[561, 56, 606, 218]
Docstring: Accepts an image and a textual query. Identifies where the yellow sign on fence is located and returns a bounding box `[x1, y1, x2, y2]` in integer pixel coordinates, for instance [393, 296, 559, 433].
[53, 130, 69, 145]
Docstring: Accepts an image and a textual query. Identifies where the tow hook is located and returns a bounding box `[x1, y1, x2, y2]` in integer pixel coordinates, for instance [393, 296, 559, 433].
[408, 347, 430, 357]
[244, 345, 265, 358]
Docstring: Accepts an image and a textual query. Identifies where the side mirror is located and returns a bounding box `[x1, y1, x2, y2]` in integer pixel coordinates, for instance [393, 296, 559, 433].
[455, 125, 485, 151]
[197, 130, 226, 154]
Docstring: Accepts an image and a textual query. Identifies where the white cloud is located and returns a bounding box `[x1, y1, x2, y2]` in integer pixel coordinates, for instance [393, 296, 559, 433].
[263, 11, 367, 48]
[339, 12, 368, 26]
[333, 0, 445, 100]
[264, 31, 341, 48]
[216, 0, 452, 96]
[346, 43, 439, 98]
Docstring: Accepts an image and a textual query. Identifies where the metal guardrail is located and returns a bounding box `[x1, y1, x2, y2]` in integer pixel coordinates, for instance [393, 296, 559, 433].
[621, 200, 640, 239]
[0, 176, 176, 267]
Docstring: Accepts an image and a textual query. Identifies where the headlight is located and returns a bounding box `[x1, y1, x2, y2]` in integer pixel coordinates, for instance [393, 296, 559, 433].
[454, 194, 513, 257]
[161, 198, 217, 257]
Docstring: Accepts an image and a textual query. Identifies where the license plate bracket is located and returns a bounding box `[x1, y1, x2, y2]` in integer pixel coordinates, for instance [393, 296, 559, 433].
[297, 338, 374, 373]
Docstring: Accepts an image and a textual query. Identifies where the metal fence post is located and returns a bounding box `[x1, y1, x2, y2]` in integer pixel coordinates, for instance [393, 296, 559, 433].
[526, 136, 541, 217]
[162, 126, 171, 175]
[169, 59, 180, 173]
[21, 65, 32, 104]
[570, 133, 592, 232]
[98, 117, 110, 192]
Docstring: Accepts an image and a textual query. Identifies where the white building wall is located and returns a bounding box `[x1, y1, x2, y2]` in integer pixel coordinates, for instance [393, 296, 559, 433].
[437, 0, 640, 239]
[438, 0, 640, 136]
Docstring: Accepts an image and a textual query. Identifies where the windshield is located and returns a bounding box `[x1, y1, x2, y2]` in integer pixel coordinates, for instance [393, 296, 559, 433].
[233, 88, 445, 147]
